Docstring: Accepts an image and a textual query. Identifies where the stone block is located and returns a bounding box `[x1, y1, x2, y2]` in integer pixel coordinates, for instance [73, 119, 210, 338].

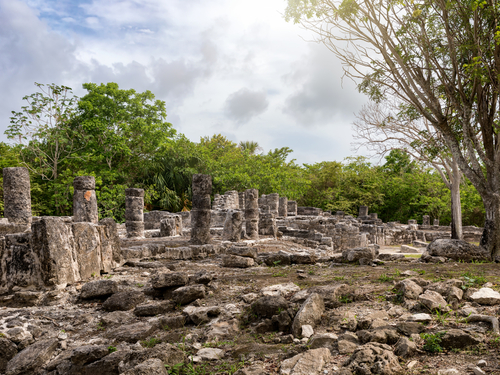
[72, 222, 102, 280]
[192, 174, 212, 195]
[73, 176, 98, 224]
[3, 167, 31, 225]
[4, 233, 39, 289]
[222, 254, 254, 268]
[32, 217, 80, 287]
[98, 218, 121, 270]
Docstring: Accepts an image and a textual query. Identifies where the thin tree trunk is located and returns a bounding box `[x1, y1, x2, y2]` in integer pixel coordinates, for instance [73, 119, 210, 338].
[480, 196, 500, 261]
[450, 162, 463, 240]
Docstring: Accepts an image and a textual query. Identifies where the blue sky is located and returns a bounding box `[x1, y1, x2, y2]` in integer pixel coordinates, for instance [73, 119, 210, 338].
[0, 0, 369, 164]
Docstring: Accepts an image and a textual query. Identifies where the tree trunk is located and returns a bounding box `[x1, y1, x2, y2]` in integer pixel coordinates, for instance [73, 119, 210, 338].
[480, 196, 500, 262]
[450, 181, 463, 240]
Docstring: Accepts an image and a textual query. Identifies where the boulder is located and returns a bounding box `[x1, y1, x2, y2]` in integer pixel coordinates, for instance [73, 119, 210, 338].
[469, 288, 500, 305]
[6, 338, 59, 375]
[439, 329, 482, 349]
[0, 338, 18, 373]
[227, 246, 258, 259]
[70, 345, 109, 366]
[151, 272, 188, 289]
[280, 348, 331, 375]
[252, 295, 290, 318]
[80, 279, 118, 299]
[427, 239, 490, 261]
[418, 290, 450, 312]
[343, 342, 403, 375]
[292, 293, 325, 337]
[102, 290, 145, 311]
[308, 333, 338, 350]
[222, 254, 254, 268]
[261, 282, 300, 297]
[394, 337, 416, 359]
[172, 284, 206, 305]
[122, 358, 168, 375]
[106, 322, 156, 343]
[395, 279, 423, 300]
[183, 306, 220, 325]
[342, 247, 378, 263]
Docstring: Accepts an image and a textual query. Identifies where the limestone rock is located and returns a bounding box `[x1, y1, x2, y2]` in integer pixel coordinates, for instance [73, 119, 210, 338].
[469, 288, 500, 305]
[427, 239, 490, 261]
[394, 337, 416, 359]
[308, 333, 338, 350]
[80, 279, 118, 299]
[227, 246, 258, 259]
[196, 348, 223, 361]
[183, 306, 220, 325]
[70, 345, 109, 366]
[252, 295, 289, 318]
[280, 348, 331, 375]
[151, 272, 188, 289]
[222, 254, 254, 268]
[292, 293, 325, 337]
[343, 342, 403, 375]
[172, 284, 206, 305]
[261, 282, 300, 297]
[102, 290, 145, 311]
[408, 313, 432, 323]
[134, 302, 173, 316]
[395, 279, 423, 300]
[418, 290, 450, 312]
[106, 322, 155, 343]
[439, 329, 482, 349]
[342, 247, 378, 263]
[72, 222, 102, 280]
[0, 338, 18, 373]
[6, 338, 58, 375]
[122, 358, 168, 375]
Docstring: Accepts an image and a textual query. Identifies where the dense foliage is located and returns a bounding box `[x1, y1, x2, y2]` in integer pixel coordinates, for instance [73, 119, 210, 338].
[0, 83, 485, 226]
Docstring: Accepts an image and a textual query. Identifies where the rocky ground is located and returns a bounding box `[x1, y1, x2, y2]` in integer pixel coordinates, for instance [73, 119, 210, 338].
[1, 239, 500, 375]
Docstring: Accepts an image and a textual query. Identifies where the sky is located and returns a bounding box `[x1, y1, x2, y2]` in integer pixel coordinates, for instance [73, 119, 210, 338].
[0, 0, 370, 165]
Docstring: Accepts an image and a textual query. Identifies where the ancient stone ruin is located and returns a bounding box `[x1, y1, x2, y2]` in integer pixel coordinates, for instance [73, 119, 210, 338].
[0, 169, 494, 375]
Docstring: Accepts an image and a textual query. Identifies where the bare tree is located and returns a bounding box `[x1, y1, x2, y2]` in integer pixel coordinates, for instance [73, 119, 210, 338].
[353, 100, 463, 239]
[285, 1, 500, 259]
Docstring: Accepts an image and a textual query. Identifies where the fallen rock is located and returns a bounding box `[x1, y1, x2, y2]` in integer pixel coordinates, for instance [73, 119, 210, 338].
[6, 338, 58, 375]
[469, 288, 500, 305]
[418, 290, 450, 312]
[222, 254, 254, 268]
[343, 342, 403, 375]
[195, 348, 223, 361]
[227, 246, 258, 259]
[261, 283, 300, 297]
[70, 345, 109, 366]
[292, 293, 325, 337]
[280, 348, 330, 375]
[395, 279, 423, 300]
[0, 338, 18, 373]
[342, 247, 378, 263]
[183, 306, 220, 325]
[308, 333, 338, 350]
[151, 272, 188, 289]
[252, 295, 289, 318]
[172, 284, 206, 305]
[102, 290, 145, 311]
[122, 358, 168, 375]
[106, 322, 156, 343]
[134, 301, 173, 316]
[439, 329, 482, 349]
[394, 337, 416, 359]
[80, 279, 118, 299]
[427, 239, 490, 261]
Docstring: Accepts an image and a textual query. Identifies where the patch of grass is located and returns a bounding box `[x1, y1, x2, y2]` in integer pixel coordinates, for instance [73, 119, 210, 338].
[96, 322, 105, 331]
[415, 269, 426, 275]
[136, 283, 144, 287]
[104, 274, 113, 279]
[272, 271, 288, 277]
[108, 346, 117, 353]
[488, 336, 500, 348]
[461, 271, 487, 289]
[420, 332, 444, 353]
[339, 295, 353, 304]
[332, 276, 345, 281]
[432, 308, 451, 325]
[404, 254, 422, 258]
[141, 337, 161, 348]
[378, 273, 395, 283]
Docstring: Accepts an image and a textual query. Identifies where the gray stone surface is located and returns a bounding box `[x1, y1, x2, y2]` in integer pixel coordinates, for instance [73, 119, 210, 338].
[245, 189, 259, 239]
[418, 290, 450, 312]
[343, 342, 402, 375]
[72, 222, 102, 280]
[125, 188, 144, 238]
[98, 217, 121, 270]
[278, 196, 288, 217]
[222, 210, 243, 242]
[73, 176, 98, 224]
[122, 358, 168, 375]
[222, 254, 254, 268]
[252, 295, 289, 318]
[0, 338, 18, 373]
[6, 338, 58, 375]
[32, 217, 80, 287]
[80, 279, 118, 299]
[102, 290, 145, 311]
[469, 288, 500, 305]
[292, 293, 325, 337]
[427, 239, 490, 261]
[3, 167, 31, 225]
[151, 272, 188, 289]
[280, 348, 330, 375]
[172, 284, 206, 305]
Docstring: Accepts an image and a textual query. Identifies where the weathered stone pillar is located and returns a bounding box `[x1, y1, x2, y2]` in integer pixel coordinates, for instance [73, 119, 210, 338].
[160, 215, 182, 237]
[125, 188, 144, 238]
[73, 176, 98, 224]
[222, 210, 243, 242]
[190, 174, 212, 244]
[370, 213, 378, 220]
[238, 192, 245, 211]
[408, 219, 417, 225]
[359, 206, 369, 218]
[3, 167, 31, 225]
[433, 219, 439, 226]
[266, 193, 280, 216]
[245, 189, 259, 239]
[259, 213, 277, 238]
[287, 201, 297, 216]
[278, 197, 288, 217]
[422, 215, 430, 226]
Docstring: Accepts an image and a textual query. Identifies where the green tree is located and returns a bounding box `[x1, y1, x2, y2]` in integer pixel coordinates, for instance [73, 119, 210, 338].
[286, 0, 500, 259]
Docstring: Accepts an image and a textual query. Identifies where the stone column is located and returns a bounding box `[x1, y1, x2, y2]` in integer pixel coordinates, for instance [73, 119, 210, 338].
[160, 215, 183, 237]
[278, 197, 288, 217]
[258, 195, 267, 210]
[408, 219, 417, 225]
[287, 201, 298, 216]
[245, 189, 259, 239]
[190, 174, 212, 244]
[370, 213, 378, 220]
[266, 193, 280, 216]
[422, 215, 430, 226]
[3, 167, 31, 225]
[73, 176, 98, 224]
[238, 192, 245, 211]
[433, 219, 439, 226]
[125, 188, 144, 238]
[359, 206, 369, 218]
[222, 210, 243, 242]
